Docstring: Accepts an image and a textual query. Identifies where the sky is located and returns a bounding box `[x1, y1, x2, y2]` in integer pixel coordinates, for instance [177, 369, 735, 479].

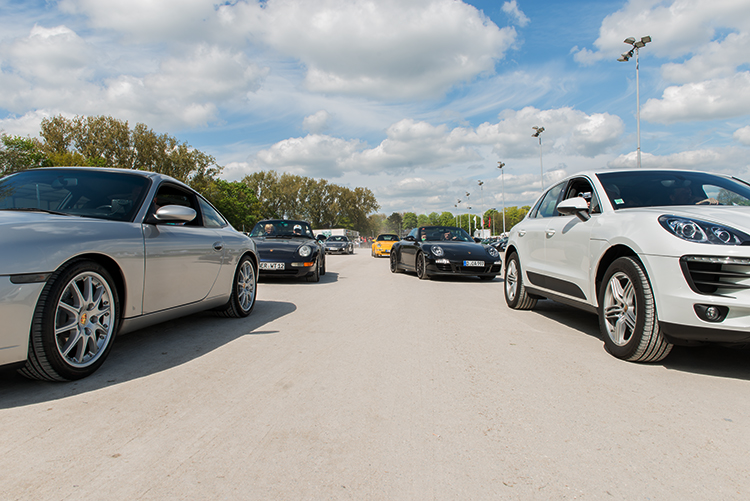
[1, 0, 750, 216]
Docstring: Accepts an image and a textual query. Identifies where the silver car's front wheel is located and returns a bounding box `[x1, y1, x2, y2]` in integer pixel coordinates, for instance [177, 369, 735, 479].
[216, 255, 257, 318]
[21, 260, 119, 381]
[598, 257, 672, 362]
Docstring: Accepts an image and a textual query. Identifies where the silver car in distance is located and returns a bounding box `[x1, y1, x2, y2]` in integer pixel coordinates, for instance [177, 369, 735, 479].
[0, 167, 259, 381]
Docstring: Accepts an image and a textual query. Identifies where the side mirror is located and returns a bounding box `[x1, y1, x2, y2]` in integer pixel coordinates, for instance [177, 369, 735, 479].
[404, 235, 416, 242]
[154, 205, 197, 223]
[317, 234, 327, 241]
[473, 237, 481, 243]
[557, 197, 590, 222]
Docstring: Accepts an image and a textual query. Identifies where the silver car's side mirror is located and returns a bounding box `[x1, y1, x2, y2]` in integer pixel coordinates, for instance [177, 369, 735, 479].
[154, 205, 197, 223]
[557, 197, 591, 222]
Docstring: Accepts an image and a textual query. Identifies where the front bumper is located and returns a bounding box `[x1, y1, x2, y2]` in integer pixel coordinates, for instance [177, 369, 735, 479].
[425, 259, 501, 277]
[372, 246, 392, 256]
[643, 254, 750, 343]
[0, 277, 45, 367]
[326, 246, 349, 254]
[258, 261, 316, 278]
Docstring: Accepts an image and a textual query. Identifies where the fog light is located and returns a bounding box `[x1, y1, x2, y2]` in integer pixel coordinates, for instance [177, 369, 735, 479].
[694, 304, 728, 323]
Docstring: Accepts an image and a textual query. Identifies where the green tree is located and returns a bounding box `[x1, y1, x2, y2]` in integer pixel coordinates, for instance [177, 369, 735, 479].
[204, 180, 261, 232]
[386, 212, 403, 235]
[402, 212, 417, 231]
[0, 134, 51, 175]
[417, 213, 430, 226]
[439, 211, 455, 226]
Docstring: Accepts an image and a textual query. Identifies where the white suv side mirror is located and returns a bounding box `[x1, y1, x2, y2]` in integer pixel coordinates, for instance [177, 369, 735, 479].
[557, 197, 590, 222]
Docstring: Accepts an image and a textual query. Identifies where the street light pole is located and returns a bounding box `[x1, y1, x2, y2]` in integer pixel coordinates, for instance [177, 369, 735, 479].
[478, 180, 484, 232]
[532, 126, 545, 190]
[465, 192, 471, 234]
[455, 199, 461, 228]
[497, 161, 506, 235]
[618, 35, 651, 169]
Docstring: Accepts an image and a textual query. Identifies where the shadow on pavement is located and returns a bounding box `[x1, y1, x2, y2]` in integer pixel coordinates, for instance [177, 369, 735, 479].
[525, 299, 750, 381]
[259, 271, 339, 285]
[0, 299, 296, 407]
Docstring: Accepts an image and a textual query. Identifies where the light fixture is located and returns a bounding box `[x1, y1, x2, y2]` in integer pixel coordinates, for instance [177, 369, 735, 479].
[619, 35, 651, 168]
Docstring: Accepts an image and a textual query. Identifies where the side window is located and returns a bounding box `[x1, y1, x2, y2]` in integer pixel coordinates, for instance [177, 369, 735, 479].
[198, 197, 227, 228]
[152, 184, 199, 225]
[536, 182, 565, 218]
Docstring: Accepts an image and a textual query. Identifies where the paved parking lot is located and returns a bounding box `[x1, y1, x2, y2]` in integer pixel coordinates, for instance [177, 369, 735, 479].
[2, 251, 749, 499]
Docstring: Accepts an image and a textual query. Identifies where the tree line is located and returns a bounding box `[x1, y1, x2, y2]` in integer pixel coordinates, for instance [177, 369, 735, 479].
[0, 115, 379, 233]
[373, 206, 531, 237]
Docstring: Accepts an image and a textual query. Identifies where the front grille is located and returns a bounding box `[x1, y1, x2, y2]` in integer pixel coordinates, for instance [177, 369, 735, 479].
[680, 256, 750, 296]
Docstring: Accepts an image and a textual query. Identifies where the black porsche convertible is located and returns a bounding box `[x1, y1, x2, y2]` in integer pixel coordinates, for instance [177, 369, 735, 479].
[390, 226, 502, 280]
[249, 219, 326, 282]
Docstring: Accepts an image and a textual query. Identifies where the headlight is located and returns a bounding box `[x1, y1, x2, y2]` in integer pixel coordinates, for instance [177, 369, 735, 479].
[658, 215, 750, 245]
[431, 245, 444, 257]
[298, 245, 312, 257]
[486, 246, 500, 258]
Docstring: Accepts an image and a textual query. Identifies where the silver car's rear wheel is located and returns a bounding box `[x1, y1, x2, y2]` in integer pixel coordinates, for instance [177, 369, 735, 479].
[216, 255, 257, 318]
[599, 257, 672, 362]
[21, 260, 119, 381]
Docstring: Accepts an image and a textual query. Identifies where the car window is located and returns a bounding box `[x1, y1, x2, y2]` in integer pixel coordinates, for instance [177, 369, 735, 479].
[562, 177, 601, 215]
[535, 182, 565, 218]
[198, 197, 227, 228]
[597, 171, 750, 209]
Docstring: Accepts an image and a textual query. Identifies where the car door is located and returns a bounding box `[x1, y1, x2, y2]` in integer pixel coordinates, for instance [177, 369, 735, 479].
[399, 228, 420, 269]
[142, 183, 225, 314]
[515, 182, 565, 282]
[540, 177, 600, 302]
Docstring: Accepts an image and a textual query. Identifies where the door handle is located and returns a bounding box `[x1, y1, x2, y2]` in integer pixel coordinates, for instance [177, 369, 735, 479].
[546, 229, 556, 237]
[213, 242, 224, 251]
[518, 230, 526, 237]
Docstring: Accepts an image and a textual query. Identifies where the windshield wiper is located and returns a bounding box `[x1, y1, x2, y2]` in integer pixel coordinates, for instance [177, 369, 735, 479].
[2, 207, 75, 216]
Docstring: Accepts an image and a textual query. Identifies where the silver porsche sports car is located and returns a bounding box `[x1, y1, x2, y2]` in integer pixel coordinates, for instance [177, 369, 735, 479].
[0, 167, 259, 381]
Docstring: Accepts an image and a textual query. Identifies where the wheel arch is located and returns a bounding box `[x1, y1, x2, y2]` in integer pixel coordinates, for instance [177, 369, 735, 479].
[55, 253, 126, 319]
[594, 245, 643, 305]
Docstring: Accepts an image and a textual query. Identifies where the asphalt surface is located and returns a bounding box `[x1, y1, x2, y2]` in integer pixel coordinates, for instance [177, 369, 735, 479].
[1, 250, 750, 500]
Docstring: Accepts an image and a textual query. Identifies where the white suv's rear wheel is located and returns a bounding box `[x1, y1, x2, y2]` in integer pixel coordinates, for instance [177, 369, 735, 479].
[599, 257, 672, 362]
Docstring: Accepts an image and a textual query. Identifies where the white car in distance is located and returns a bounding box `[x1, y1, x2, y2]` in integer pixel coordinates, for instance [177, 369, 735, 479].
[504, 169, 750, 362]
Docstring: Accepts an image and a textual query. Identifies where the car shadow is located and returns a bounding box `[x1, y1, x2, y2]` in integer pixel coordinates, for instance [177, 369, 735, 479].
[0, 299, 296, 407]
[529, 299, 750, 381]
[259, 271, 339, 284]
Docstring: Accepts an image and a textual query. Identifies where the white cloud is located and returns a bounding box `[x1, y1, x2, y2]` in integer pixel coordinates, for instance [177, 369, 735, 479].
[502, 0, 529, 28]
[608, 146, 750, 172]
[225, 0, 517, 100]
[303, 110, 331, 134]
[253, 134, 366, 178]
[641, 72, 750, 123]
[661, 32, 750, 83]
[734, 126, 750, 146]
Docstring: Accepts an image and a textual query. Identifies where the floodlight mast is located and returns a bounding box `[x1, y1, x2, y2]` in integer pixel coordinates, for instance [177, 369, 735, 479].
[531, 126, 545, 190]
[497, 161, 506, 235]
[618, 36, 651, 168]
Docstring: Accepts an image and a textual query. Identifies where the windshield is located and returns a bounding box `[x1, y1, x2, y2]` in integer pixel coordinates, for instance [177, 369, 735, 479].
[250, 220, 314, 238]
[416, 226, 473, 242]
[0, 168, 151, 222]
[327, 236, 348, 242]
[376, 234, 398, 241]
[597, 171, 750, 209]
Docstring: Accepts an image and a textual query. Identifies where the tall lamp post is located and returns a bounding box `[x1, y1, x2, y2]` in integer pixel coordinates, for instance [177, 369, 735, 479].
[465, 192, 471, 234]
[532, 126, 545, 190]
[454, 199, 461, 228]
[477, 180, 484, 231]
[618, 35, 651, 169]
[497, 161, 506, 236]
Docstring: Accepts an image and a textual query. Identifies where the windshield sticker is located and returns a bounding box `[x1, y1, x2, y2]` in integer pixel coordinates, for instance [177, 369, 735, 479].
[615, 199, 624, 205]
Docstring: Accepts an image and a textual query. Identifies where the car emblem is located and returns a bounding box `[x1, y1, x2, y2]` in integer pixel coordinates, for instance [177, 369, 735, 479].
[80, 313, 87, 325]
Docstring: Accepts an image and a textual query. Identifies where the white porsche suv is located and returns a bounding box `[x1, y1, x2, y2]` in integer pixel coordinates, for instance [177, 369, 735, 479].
[504, 169, 750, 362]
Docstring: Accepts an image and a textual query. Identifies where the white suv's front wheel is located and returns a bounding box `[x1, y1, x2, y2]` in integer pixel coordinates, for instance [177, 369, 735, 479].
[598, 256, 672, 362]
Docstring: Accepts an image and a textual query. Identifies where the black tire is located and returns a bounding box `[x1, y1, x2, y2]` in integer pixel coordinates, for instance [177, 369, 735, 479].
[416, 252, 429, 280]
[598, 257, 672, 362]
[306, 257, 321, 282]
[320, 254, 326, 276]
[215, 254, 257, 318]
[504, 252, 537, 310]
[20, 260, 120, 381]
[390, 251, 403, 273]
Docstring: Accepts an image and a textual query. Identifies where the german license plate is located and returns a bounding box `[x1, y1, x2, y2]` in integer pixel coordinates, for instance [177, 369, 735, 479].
[463, 260, 484, 267]
[260, 262, 285, 270]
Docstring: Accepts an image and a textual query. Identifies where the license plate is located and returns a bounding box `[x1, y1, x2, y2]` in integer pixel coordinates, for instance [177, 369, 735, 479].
[463, 260, 484, 267]
[260, 262, 285, 270]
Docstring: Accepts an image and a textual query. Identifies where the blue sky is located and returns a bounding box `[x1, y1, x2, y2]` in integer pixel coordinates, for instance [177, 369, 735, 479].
[2, 0, 750, 215]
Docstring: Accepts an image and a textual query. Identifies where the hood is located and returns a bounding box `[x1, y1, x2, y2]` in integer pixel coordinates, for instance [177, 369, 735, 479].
[252, 236, 315, 259]
[622, 206, 750, 232]
[424, 241, 496, 259]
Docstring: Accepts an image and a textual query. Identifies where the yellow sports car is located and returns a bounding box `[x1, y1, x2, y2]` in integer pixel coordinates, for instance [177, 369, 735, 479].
[371, 233, 399, 257]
